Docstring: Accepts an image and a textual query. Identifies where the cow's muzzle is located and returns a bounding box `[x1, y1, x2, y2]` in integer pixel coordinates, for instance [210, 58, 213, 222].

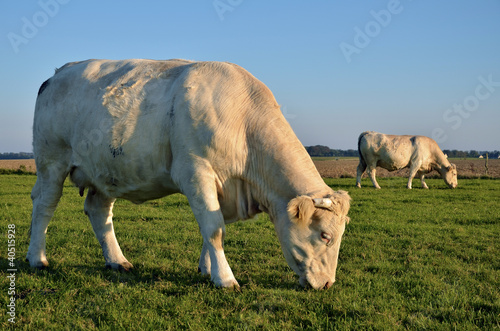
[300, 273, 334, 290]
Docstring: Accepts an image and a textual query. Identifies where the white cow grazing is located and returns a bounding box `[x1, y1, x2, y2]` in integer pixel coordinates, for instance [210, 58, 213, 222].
[356, 131, 458, 189]
[27, 59, 351, 290]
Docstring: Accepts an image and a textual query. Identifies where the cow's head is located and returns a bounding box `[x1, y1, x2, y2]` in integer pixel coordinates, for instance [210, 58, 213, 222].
[442, 163, 458, 189]
[283, 190, 351, 290]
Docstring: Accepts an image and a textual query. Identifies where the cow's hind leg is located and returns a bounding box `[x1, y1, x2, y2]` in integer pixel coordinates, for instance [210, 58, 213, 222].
[84, 191, 133, 271]
[27, 165, 67, 268]
[367, 167, 381, 189]
[356, 161, 366, 188]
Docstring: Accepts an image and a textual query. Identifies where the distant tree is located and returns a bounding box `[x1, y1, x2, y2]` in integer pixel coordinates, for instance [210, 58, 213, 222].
[345, 149, 358, 157]
[305, 145, 333, 157]
[305, 146, 359, 157]
[0, 152, 34, 159]
[469, 150, 479, 158]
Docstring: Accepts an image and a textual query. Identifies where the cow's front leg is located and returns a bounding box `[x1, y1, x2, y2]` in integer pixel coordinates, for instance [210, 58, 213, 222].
[418, 172, 429, 189]
[192, 204, 238, 288]
[175, 162, 239, 288]
[84, 191, 133, 271]
[198, 241, 211, 275]
[407, 164, 420, 189]
[198, 218, 238, 288]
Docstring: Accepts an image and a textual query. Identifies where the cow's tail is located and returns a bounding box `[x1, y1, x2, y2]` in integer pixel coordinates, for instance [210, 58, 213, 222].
[357, 132, 369, 171]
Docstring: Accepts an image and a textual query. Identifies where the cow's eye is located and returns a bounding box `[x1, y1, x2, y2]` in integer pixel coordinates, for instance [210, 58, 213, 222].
[321, 232, 332, 246]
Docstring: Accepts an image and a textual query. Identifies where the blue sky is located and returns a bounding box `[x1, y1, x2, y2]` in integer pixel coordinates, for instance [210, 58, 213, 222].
[1, 0, 499, 153]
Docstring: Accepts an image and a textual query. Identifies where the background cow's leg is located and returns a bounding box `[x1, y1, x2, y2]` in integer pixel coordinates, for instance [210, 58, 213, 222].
[174, 161, 239, 288]
[418, 171, 429, 189]
[356, 162, 366, 188]
[27, 165, 67, 268]
[367, 167, 381, 189]
[84, 191, 133, 271]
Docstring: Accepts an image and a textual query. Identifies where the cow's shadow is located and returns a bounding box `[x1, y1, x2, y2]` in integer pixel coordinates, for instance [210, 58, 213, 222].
[17, 259, 302, 293]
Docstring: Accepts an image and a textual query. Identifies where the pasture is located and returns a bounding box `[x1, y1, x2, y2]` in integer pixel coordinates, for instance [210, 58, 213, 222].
[1, 174, 499, 329]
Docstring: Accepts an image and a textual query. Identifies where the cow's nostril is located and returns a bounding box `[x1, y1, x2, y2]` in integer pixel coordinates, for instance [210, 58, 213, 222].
[323, 281, 330, 290]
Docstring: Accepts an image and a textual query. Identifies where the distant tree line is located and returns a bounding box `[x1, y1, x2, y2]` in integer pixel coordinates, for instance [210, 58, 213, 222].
[305, 145, 358, 157]
[442, 150, 500, 159]
[0, 152, 34, 159]
[305, 145, 500, 159]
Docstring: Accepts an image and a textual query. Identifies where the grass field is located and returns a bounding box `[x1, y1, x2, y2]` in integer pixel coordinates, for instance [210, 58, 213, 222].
[1, 174, 499, 329]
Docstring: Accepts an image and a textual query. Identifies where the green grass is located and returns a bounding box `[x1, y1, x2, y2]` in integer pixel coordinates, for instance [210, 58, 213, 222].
[1, 175, 499, 329]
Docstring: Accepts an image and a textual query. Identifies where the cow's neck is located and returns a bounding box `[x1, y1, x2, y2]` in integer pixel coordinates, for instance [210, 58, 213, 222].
[432, 150, 451, 171]
[245, 114, 329, 219]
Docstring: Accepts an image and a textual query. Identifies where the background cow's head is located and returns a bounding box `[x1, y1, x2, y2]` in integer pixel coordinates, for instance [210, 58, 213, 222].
[442, 163, 458, 189]
[283, 190, 351, 290]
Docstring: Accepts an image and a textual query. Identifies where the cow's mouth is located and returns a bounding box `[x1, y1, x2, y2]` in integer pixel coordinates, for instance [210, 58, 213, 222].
[300, 272, 334, 290]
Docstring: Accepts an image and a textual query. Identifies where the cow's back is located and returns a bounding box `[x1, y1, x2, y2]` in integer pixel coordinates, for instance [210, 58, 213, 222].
[34, 59, 194, 150]
[33, 59, 301, 203]
[360, 132, 414, 171]
[33, 59, 199, 201]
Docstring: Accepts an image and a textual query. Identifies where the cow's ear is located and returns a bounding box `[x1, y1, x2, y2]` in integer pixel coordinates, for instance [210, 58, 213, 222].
[330, 190, 351, 218]
[287, 196, 315, 226]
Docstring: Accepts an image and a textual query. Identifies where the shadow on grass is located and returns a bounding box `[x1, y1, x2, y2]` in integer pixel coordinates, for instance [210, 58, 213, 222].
[14, 258, 302, 293]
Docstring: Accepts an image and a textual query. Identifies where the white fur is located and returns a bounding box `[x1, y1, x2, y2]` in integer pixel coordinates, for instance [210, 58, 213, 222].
[356, 131, 458, 189]
[27, 59, 351, 289]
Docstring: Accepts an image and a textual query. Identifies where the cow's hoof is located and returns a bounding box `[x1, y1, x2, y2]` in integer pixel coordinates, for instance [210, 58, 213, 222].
[198, 267, 210, 276]
[198, 266, 211, 276]
[105, 261, 134, 272]
[26, 257, 49, 269]
[223, 282, 241, 292]
[214, 278, 240, 289]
